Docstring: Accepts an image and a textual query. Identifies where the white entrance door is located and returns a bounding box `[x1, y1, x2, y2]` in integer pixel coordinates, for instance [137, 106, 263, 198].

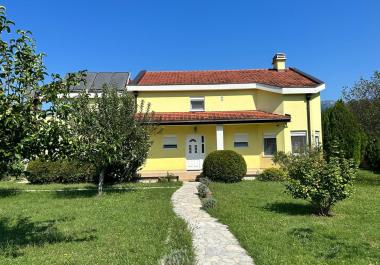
[186, 135, 204, 170]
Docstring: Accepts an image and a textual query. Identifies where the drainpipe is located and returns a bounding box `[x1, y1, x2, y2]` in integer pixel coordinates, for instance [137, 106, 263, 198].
[306, 94, 312, 149]
[133, 91, 139, 112]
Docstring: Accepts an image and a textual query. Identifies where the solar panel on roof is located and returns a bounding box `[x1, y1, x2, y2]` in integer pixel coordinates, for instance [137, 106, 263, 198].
[68, 72, 130, 92]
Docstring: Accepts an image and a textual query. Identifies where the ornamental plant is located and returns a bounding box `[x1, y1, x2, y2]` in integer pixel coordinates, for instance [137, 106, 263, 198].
[69, 85, 157, 195]
[274, 149, 357, 216]
[0, 6, 84, 176]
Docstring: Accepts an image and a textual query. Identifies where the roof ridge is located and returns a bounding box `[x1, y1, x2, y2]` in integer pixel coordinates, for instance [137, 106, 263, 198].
[141, 68, 278, 74]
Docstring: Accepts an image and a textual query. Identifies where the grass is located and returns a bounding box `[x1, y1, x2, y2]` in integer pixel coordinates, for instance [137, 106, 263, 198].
[207, 170, 380, 265]
[0, 181, 193, 265]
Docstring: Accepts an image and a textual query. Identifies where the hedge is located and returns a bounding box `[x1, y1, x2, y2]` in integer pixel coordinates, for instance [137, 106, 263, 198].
[27, 159, 97, 184]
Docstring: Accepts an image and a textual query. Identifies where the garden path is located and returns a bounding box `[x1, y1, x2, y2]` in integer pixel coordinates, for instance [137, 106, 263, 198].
[172, 182, 254, 265]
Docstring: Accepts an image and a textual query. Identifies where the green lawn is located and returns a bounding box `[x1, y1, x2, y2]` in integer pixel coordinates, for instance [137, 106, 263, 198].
[0, 181, 193, 265]
[208, 170, 380, 265]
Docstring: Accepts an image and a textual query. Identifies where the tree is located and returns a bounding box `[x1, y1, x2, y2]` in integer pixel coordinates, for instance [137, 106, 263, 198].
[273, 149, 357, 216]
[0, 6, 84, 176]
[343, 72, 380, 170]
[343, 71, 380, 137]
[69, 85, 157, 195]
[322, 100, 364, 165]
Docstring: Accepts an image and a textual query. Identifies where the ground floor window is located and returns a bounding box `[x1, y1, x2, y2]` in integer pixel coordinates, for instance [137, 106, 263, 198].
[163, 135, 177, 149]
[263, 134, 277, 156]
[234, 133, 248, 148]
[291, 131, 307, 154]
[315, 131, 320, 148]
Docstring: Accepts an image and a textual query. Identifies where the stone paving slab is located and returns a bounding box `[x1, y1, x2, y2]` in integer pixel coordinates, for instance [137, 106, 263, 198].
[172, 182, 254, 265]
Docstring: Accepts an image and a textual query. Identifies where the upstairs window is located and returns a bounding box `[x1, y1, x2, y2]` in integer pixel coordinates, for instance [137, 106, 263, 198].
[263, 134, 277, 156]
[163, 135, 177, 149]
[234, 133, 249, 148]
[190, 97, 205, 111]
[291, 131, 307, 154]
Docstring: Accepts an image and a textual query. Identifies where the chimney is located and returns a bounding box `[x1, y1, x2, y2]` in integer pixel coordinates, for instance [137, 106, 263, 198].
[272, 53, 286, 71]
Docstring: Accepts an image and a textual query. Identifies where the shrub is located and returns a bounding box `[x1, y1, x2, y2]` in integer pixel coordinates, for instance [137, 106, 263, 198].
[257, 168, 287, 181]
[160, 249, 192, 265]
[202, 150, 247, 183]
[201, 197, 217, 210]
[27, 159, 97, 184]
[199, 177, 211, 186]
[277, 149, 357, 216]
[197, 183, 211, 198]
[363, 136, 380, 171]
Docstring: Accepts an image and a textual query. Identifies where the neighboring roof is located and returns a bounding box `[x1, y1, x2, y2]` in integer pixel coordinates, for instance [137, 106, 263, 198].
[70, 72, 130, 92]
[131, 67, 323, 88]
[139, 110, 291, 125]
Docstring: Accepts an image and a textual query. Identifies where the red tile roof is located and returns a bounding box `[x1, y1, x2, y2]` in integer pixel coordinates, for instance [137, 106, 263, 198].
[138, 110, 291, 124]
[133, 68, 322, 88]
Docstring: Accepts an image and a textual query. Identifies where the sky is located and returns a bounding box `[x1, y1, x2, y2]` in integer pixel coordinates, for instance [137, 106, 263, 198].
[2, 0, 380, 100]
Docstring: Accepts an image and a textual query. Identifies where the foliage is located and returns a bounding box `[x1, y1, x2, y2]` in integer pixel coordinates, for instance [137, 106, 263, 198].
[343, 71, 380, 137]
[363, 136, 380, 171]
[27, 159, 96, 184]
[275, 149, 357, 215]
[202, 150, 247, 183]
[322, 100, 364, 165]
[197, 183, 211, 198]
[69, 85, 157, 194]
[160, 249, 192, 265]
[257, 168, 287, 181]
[201, 197, 217, 210]
[343, 71, 380, 170]
[0, 6, 84, 176]
[199, 177, 211, 186]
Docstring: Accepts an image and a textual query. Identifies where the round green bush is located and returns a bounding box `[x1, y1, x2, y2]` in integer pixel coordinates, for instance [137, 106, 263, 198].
[257, 168, 287, 181]
[202, 150, 247, 183]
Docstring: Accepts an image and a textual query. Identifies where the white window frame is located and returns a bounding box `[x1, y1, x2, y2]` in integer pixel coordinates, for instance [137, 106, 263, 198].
[190, 97, 205, 112]
[163, 135, 177, 149]
[263, 133, 277, 157]
[291, 131, 307, 154]
[234, 133, 249, 148]
[314, 131, 320, 148]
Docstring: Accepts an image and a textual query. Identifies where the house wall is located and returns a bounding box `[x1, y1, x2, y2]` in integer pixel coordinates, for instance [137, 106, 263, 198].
[141, 123, 286, 172]
[138, 89, 323, 173]
[137, 90, 256, 112]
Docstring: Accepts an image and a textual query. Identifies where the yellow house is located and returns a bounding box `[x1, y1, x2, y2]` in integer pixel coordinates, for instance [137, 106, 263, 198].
[128, 53, 325, 180]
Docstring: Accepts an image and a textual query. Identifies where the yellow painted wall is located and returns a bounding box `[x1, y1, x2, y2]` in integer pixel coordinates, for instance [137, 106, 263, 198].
[139, 90, 323, 172]
[137, 90, 256, 112]
[142, 125, 216, 171]
[141, 123, 287, 172]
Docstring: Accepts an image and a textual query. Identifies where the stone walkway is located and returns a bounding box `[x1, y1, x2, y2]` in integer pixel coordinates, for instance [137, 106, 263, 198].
[172, 182, 254, 265]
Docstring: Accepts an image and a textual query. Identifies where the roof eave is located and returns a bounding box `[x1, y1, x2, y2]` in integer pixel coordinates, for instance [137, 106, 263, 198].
[127, 83, 325, 94]
[143, 117, 291, 125]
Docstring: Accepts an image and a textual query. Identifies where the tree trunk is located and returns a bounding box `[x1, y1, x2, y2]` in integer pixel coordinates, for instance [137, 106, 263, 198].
[98, 168, 105, 196]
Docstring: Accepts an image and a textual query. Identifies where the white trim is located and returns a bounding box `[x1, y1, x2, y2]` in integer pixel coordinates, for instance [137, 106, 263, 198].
[190, 97, 205, 111]
[291, 131, 307, 137]
[163, 135, 177, 149]
[216, 125, 224, 150]
[127, 83, 325, 94]
[263, 133, 276, 139]
[233, 133, 249, 148]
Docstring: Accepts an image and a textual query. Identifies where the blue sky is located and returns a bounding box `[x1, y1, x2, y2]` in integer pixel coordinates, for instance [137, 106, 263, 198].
[3, 0, 380, 100]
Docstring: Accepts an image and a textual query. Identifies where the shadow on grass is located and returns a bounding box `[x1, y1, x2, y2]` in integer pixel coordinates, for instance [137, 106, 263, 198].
[0, 216, 96, 258]
[54, 187, 135, 199]
[0, 189, 18, 198]
[264, 202, 314, 216]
